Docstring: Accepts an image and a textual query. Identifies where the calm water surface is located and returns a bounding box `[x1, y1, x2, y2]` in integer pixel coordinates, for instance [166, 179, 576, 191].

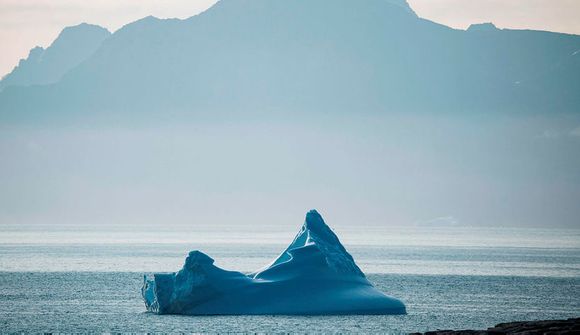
[0, 224, 578, 333]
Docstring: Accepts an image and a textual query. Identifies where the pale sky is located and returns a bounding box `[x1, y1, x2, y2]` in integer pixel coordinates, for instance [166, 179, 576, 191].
[1, 0, 580, 78]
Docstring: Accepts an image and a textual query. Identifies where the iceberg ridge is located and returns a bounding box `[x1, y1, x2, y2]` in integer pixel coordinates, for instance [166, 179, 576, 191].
[142, 210, 406, 315]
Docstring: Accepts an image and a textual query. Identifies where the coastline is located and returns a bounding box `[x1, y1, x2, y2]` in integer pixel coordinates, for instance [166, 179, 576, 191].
[412, 318, 580, 335]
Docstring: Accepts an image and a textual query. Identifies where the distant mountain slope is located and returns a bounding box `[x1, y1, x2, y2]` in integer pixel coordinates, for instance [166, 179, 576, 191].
[0, 0, 578, 122]
[0, 23, 110, 92]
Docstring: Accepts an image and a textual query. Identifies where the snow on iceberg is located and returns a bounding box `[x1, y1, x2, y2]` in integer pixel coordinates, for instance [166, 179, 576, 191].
[142, 210, 406, 315]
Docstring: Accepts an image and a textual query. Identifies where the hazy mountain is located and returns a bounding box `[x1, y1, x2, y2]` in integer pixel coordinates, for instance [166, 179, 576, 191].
[0, 0, 578, 122]
[0, 23, 110, 92]
[1, 0, 579, 228]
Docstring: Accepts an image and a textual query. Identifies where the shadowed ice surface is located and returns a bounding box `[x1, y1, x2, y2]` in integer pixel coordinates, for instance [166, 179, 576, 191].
[142, 210, 406, 315]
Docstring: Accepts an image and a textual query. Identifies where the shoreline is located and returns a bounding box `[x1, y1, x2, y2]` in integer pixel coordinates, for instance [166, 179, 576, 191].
[412, 318, 580, 335]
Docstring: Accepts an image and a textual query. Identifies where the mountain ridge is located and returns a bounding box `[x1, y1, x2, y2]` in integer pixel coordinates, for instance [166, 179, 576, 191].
[0, 0, 579, 122]
[0, 23, 110, 92]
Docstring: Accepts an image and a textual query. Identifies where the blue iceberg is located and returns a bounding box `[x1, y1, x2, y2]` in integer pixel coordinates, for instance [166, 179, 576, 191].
[142, 210, 406, 315]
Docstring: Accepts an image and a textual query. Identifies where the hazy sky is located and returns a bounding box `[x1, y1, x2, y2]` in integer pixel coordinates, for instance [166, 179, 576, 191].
[1, 0, 580, 78]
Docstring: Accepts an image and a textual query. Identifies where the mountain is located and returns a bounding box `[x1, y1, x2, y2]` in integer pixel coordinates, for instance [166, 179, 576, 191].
[0, 0, 579, 123]
[0, 23, 110, 92]
[142, 210, 406, 315]
[1, 0, 579, 228]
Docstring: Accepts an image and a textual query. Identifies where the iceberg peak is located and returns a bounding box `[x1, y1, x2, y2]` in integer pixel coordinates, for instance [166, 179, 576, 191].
[304, 209, 326, 230]
[184, 250, 214, 268]
[297, 209, 364, 277]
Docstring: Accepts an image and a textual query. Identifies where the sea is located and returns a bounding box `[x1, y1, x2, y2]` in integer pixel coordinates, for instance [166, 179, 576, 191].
[0, 224, 578, 333]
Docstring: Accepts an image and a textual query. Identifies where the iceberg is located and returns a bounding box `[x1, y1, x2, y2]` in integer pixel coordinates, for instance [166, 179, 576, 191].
[142, 210, 406, 315]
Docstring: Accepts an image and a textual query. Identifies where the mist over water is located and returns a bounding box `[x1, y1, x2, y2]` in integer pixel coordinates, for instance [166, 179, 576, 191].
[2, 113, 579, 229]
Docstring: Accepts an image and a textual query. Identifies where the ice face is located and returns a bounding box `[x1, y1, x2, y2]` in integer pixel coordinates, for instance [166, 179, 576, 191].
[250, 210, 365, 279]
[142, 210, 406, 315]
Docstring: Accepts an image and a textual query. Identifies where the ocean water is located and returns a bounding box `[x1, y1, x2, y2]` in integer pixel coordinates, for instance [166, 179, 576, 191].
[0, 224, 579, 333]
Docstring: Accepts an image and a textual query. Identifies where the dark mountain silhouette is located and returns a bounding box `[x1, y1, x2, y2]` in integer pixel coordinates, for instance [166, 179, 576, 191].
[0, 23, 110, 92]
[0, 0, 578, 121]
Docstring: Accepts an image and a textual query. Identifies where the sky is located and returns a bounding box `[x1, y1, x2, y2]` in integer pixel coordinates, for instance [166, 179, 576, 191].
[1, 0, 580, 78]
